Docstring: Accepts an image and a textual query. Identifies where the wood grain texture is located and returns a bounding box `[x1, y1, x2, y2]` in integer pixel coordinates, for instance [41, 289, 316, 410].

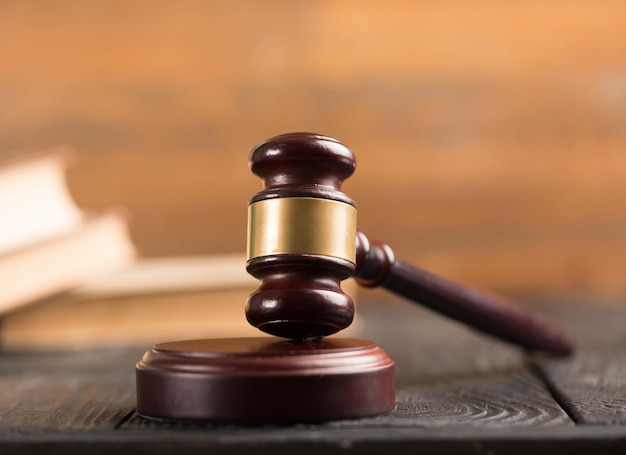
[533, 302, 626, 425]
[0, 349, 140, 432]
[339, 299, 572, 428]
[123, 299, 571, 430]
[2, 302, 626, 453]
[0, 1, 625, 294]
[0, 374, 133, 433]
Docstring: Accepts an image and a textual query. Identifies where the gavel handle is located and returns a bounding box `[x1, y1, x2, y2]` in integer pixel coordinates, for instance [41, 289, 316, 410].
[354, 232, 574, 356]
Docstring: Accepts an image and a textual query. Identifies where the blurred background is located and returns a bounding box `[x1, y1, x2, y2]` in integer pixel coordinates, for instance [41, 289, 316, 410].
[1, 0, 625, 297]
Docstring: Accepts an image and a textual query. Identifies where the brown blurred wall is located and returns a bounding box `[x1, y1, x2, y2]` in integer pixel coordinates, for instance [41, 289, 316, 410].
[1, 1, 625, 295]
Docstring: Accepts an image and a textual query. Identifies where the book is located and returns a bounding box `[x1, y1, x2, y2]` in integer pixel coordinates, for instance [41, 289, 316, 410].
[0, 210, 136, 315]
[0, 147, 82, 256]
[0, 148, 136, 314]
[0, 254, 359, 351]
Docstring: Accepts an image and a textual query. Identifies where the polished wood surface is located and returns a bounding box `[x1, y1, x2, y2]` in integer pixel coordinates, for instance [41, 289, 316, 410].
[136, 337, 394, 423]
[1, 1, 625, 294]
[246, 133, 572, 353]
[246, 133, 357, 339]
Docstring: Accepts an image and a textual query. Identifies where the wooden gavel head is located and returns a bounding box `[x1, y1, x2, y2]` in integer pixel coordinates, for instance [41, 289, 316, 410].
[246, 133, 358, 340]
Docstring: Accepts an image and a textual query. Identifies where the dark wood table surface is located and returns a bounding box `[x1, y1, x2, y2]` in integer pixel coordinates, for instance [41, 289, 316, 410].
[1, 297, 625, 454]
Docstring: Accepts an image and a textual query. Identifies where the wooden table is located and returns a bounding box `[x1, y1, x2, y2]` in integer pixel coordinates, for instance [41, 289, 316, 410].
[1, 298, 625, 454]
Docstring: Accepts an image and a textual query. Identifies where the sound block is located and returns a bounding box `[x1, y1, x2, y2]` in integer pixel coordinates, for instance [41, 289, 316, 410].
[136, 337, 395, 423]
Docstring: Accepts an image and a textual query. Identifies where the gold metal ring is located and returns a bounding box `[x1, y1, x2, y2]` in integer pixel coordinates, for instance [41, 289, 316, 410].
[247, 197, 357, 263]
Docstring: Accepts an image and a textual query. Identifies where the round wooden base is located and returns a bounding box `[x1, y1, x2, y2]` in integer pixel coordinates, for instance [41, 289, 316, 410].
[136, 337, 395, 424]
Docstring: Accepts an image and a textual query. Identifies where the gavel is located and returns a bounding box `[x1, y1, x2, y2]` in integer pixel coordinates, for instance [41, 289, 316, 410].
[136, 132, 572, 425]
[246, 132, 573, 355]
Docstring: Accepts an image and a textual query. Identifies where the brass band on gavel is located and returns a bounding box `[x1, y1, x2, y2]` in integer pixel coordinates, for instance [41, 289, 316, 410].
[247, 197, 357, 264]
